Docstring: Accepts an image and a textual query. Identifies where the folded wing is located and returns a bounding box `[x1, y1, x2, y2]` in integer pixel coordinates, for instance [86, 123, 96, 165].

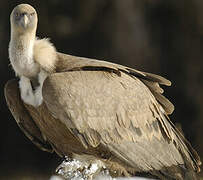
[42, 53, 200, 177]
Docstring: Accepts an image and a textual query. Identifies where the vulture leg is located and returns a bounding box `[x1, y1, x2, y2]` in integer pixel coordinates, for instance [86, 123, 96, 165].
[4, 79, 53, 152]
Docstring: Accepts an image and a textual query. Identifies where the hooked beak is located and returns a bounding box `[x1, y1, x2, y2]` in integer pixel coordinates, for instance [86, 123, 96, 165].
[20, 14, 29, 28]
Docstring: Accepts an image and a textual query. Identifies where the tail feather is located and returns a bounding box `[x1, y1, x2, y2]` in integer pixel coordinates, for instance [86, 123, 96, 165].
[150, 165, 199, 180]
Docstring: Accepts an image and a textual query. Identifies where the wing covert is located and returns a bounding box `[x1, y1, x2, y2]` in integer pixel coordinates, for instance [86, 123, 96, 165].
[42, 69, 199, 172]
[4, 79, 53, 152]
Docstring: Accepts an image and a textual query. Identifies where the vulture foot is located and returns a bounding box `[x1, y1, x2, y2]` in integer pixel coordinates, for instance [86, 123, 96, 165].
[56, 156, 106, 180]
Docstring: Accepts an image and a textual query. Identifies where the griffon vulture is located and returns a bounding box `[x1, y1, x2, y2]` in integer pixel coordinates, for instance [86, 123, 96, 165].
[4, 4, 201, 180]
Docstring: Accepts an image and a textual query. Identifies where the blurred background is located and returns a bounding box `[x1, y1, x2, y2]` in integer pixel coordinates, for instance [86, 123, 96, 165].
[0, 0, 203, 179]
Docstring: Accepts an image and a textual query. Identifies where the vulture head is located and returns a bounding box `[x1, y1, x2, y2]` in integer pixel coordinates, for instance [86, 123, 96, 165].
[10, 4, 37, 34]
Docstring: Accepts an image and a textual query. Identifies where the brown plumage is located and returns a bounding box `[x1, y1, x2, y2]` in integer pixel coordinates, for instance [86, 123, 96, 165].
[5, 4, 201, 180]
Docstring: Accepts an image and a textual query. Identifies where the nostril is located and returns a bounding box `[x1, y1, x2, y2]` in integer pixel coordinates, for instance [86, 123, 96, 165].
[21, 12, 27, 16]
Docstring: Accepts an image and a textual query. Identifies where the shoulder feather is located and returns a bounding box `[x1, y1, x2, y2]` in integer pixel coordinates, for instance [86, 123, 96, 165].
[34, 38, 57, 72]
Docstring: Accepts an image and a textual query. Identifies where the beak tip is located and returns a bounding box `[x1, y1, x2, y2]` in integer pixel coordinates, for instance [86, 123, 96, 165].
[21, 15, 29, 28]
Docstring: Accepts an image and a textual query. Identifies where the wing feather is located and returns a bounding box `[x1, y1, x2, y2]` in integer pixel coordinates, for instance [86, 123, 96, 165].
[42, 68, 199, 172]
[56, 52, 174, 115]
[4, 79, 53, 152]
[5, 52, 200, 178]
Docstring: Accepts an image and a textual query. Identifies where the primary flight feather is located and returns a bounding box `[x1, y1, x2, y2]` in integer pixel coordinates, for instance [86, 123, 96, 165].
[5, 4, 201, 180]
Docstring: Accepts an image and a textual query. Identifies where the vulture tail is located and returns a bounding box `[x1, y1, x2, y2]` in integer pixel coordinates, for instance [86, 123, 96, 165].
[158, 166, 199, 180]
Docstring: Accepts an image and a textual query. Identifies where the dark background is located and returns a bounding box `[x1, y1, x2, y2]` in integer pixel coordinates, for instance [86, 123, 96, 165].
[0, 0, 203, 179]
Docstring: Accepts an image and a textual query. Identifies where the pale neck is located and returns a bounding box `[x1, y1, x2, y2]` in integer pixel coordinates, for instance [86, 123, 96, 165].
[10, 29, 36, 59]
[11, 29, 35, 46]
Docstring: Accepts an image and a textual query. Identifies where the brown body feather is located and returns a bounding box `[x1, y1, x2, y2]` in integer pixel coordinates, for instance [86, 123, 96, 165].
[5, 52, 201, 180]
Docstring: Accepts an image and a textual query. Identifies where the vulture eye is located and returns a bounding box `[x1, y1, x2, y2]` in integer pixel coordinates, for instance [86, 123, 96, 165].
[15, 13, 19, 17]
[30, 12, 35, 16]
